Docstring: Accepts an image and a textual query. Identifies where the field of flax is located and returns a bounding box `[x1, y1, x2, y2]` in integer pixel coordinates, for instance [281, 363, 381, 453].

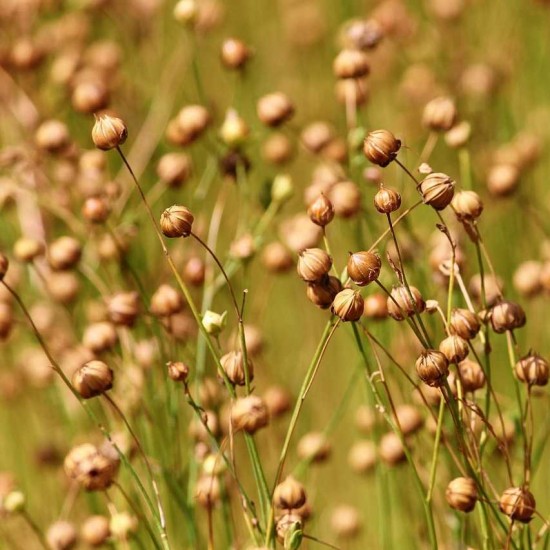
[1, 0, 550, 549]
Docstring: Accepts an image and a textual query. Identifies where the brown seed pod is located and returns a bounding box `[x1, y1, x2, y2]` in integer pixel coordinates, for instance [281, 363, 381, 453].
[395, 404, 423, 435]
[416, 350, 449, 387]
[348, 440, 376, 474]
[48, 236, 82, 271]
[296, 248, 332, 282]
[422, 96, 457, 132]
[341, 18, 384, 50]
[92, 112, 127, 151]
[363, 129, 401, 167]
[387, 285, 425, 321]
[262, 242, 294, 273]
[297, 432, 331, 463]
[457, 359, 486, 392]
[72, 80, 110, 114]
[231, 395, 269, 434]
[499, 487, 536, 523]
[451, 190, 483, 220]
[489, 300, 526, 333]
[449, 308, 481, 340]
[514, 353, 549, 386]
[72, 360, 113, 399]
[487, 164, 519, 197]
[419, 172, 455, 210]
[363, 293, 388, 319]
[347, 251, 381, 286]
[167, 361, 190, 383]
[263, 385, 292, 418]
[262, 133, 294, 165]
[257, 92, 294, 127]
[14, 238, 44, 263]
[160, 205, 194, 238]
[195, 475, 221, 508]
[35, 120, 71, 154]
[374, 185, 401, 213]
[335, 78, 369, 107]
[446, 477, 477, 513]
[276, 513, 303, 545]
[513, 261, 542, 297]
[46, 521, 77, 550]
[175, 105, 211, 145]
[379, 432, 406, 466]
[439, 334, 469, 363]
[331, 289, 364, 322]
[333, 48, 370, 79]
[220, 350, 254, 386]
[156, 152, 192, 187]
[64, 443, 119, 491]
[220, 109, 249, 147]
[183, 256, 206, 286]
[46, 272, 80, 304]
[306, 276, 343, 309]
[150, 284, 184, 317]
[328, 180, 362, 218]
[273, 475, 307, 510]
[330, 505, 362, 538]
[82, 196, 110, 224]
[308, 193, 335, 227]
[81, 515, 110, 547]
[82, 322, 118, 354]
[107, 292, 140, 327]
[301, 122, 334, 154]
[444, 121, 471, 149]
[220, 38, 250, 69]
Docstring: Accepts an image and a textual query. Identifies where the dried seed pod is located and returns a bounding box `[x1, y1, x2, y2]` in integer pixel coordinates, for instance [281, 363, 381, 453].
[449, 308, 480, 340]
[297, 432, 331, 463]
[487, 164, 519, 197]
[72, 80, 110, 114]
[173, 0, 197, 24]
[150, 284, 184, 317]
[446, 477, 477, 512]
[457, 359, 486, 392]
[160, 205, 194, 238]
[220, 350, 253, 386]
[301, 122, 334, 154]
[374, 185, 401, 213]
[14, 238, 44, 263]
[499, 487, 536, 523]
[263, 385, 292, 418]
[183, 256, 206, 286]
[363, 129, 401, 167]
[167, 361, 190, 383]
[513, 261, 542, 297]
[157, 152, 192, 187]
[422, 96, 457, 132]
[46, 272, 80, 304]
[276, 513, 303, 545]
[306, 275, 342, 309]
[451, 190, 483, 220]
[220, 109, 249, 147]
[335, 78, 369, 107]
[109, 512, 138, 541]
[230, 233, 255, 260]
[64, 443, 119, 491]
[489, 300, 526, 333]
[363, 293, 388, 319]
[514, 353, 549, 386]
[82, 196, 110, 224]
[257, 92, 294, 127]
[231, 395, 269, 434]
[175, 105, 210, 144]
[220, 38, 250, 69]
[48, 236, 82, 271]
[331, 289, 364, 322]
[262, 242, 294, 273]
[420, 172, 455, 210]
[342, 18, 384, 50]
[387, 285, 425, 320]
[81, 515, 110, 547]
[379, 432, 406, 466]
[262, 133, 294, 165]
[469, 273, 503, 306]
[330, 505, 362, 538]
[82, 322, 117, 354]
[439, 335, 469, 363]
[395, 404, 423, 435]
[107, 292, 140, 327]
[347, 251, 381, 286]
[273, 475, 307, 510]
[333, 49, 370, 79]
[92, 113, 127, 151]
[35, 120, 71, 153]
[444, 121, 471, 149]
[416, 350, 449, 387]
[348, 440, 376, 474]
[308, 194, 335, 227]
[46, 521, 77, 550]
[297, 248, 332, 282]
[72, 360, 113, 399]
[328, 180, 362, 218]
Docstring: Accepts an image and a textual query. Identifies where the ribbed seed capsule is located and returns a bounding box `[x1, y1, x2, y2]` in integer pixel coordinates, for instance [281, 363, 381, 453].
[415, 350, 449, 387]
[439, 335, 469, 363]
[489, 300, 526, 333]
[457, 359, 486, 392]
[499, 487, 536, 523]
[422, 96, 457, 132]
[231, 395, 269, 434]
[308, 194, 335, 227]
[92, 113, 127, 151]
[273, 475, 307, 510]
[420, 172, 455, 210]
[333, 48, 370, 79]
[331, 289, 364, 322]
[374, 185, 401, 213]
[72, 360, 114, 399]
[387, 285, 425, 320]
[445, 477, 477, 513]
[160, 205, 194, 238]
[306, 276, 342, 309]
[220, 350, 254, 386]
[451, 190, 483, 221]
[347, 251, 381, 286]
[363, 129, 401, 167]
[297, 248, 332, 282]
[514, 353, 549, 386]
[449, 308, 480, 340]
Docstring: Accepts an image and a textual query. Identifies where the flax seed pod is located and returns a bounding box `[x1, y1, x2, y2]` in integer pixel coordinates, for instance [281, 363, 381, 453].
[387, 285, 425, 320]
[262, 133, 294, 165]
[489, 300, 526, 333]
[46, 272, 80, 304]
[513, 261, 542, 297]
[333, 49, 370, 79]
[273, 476, 306, 510]
[46, 521, 77, 550]
[263, 385, 292, 418]
[419, 172, 455, 210]
[220, 350, 254, 386]
[167, 361, 189, 383]
[347, 251, 381, 286]
[48, 236, 82, 271]
[64, 443, 118, 491]
[72, 360, 113, 398]
[487, 164, 519, 197]
[328, 180, 362, 218]
[257, 92, 295, 127]
[262, 242, 294, 273]
[306, 276, 342, 309]
[276, 514, 303, 545]
[150, 284, 183, 317]
[13, 238, 44, 263]
[395, 404, 423, 435]
[220, 109, 249, 147]
[363, 293, 388, 319]
[416, 350, 449, 387]
[297, 248, 332, 282]
[107, 292, 140, 327]
[220, 38, 250, 69]
[363, 129, 401, 167]
[422, 96, 457, 132]
[195, 475, 221, 508]
[72, 80, 110, 114]
[231, 395, 269, 434]
[331, 289, 364, 322]
[175, 105, 210, 144]
[439, 335, 469, 363]
[82, 196, 110, 224]
[374, 185, 401, 213]
[297, 432, 331, 463]
[379, 432, 406, 466]
[35, 120, 71, 154]
[449, 308, 481, 340]
[445, 121, 471, 149]
[348, 440, 376, 474]
[160, 205, 194, 238]
[451, 190, 483, 221]
[335, 78, 369, 107]
[342, 18, 383, 50]
[301, 122, 334, 154]
[81, 515, 110, 547]
[308, 193, 334, 227]
[446, 477, 477, 512]
[330, 505, 362, 538]
[157, 152, 192, 187]
[92, 112, 127, 151]
[514, 353, 549, 386]
[457, 359, 486, 392]
[499, 487, 536, 523]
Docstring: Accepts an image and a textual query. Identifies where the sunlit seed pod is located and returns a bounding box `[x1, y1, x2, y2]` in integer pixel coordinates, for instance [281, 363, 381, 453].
[46, 271, 80, 304]
[355, 405, 377, 433]
[415, 350, 449, 387]
[446, 477, 477, 513]
[308, 193, 335, 227]
[363, 129, 401, 167]
[262, 242, 294, 273]
[273, 475, 307, 510]
[363, 293, 388, 319]
[262, 133, 294, 165]
[12, 238, 43, 263]
[263, 385, 292, 419]
[72, 80, 110, 114]
[328, 180, 362, 218]
[230, 233, 256, 260]
[183, 256, 206, 286]
[220, 350, 254, 386]
[341, 18, 384, 50]
[486, 163, 520, 197]
[91, 112, 127, 151]
[499, 487, 536, 523]
[347, 251, 381, 286]
[378, 432, 406, 466]
[395, 404, 423, 435]
[457, 359, 486, 392]
[46, 521, 78, 550]
[451, 190, 483, 221]
[348, 440, 376, 474]
[419, 172, 455, 210]
[160, 205, 194, 238]
[3, 490, 25, 513]
[150, 284, 184, 317]
[231, 395, 269, 434]
[220, 37, 250, 69]
[335, 78, 369, 107]
[514, 353, 549, 386]
[513, 260, 542, 297]
[174, 105, 211, 145]
[82, 196, 110, 224]
[468, 273, 503, 306]
[48, 236, 82, 271]
[167, 361, 190, 383]
[374, 185, 401, 213]
[257, 92, 295, 127]
[301, 122, 335, 154]
[220, 109, 249, 147]
[297, 432, 331, 463]
[296, 248, 332, 282]
[110, 512, 138, 541]
[173, 0, 197, 24]
[331, 289, 364, 322]
[107, 292, 140, 327]
[439, 334, 469, 364]
[189, 410, 219, 442]
[333, 48, 370, 79]
[387, 285, 425, 321]
[489, 300, 526, 333]
[81, 515, 110, 547]
[306, 276, 343, 309]
[64, 443, 119, 491]
[35, 120, 71, 153]
[331, 504, 362, 538]
[156, 152, 192, 187]
[422, 96, 457, 132]
[82, 321, 118, 354]
[72, 360, 113, 399]
[363, 166, 382, 186]
[449, 308, 481, 340]
[444, 121, 471, 149]
[275, 513, 303, 545]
